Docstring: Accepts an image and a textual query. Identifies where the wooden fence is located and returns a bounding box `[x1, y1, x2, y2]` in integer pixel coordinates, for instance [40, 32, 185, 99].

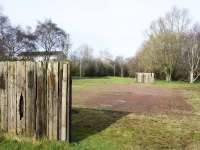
[0, 61, 72, 141]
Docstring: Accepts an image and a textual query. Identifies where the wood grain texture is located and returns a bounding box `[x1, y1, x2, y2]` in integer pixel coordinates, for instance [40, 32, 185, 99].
[58, 62, 63, 140]
[47, 62, 53, 139]
[0, 61, 8, 131]
[25, 61, 36, 136]
[36, 62, 47, 138]
[52, 62, 58, 139]
[47, 62, 59, 140]
[67, 63, 72, 142]
[61, 63, 67, 140]
[0, 60, 71, 141]
[16, 61, 26, 134]
[7, 62, 17, 133]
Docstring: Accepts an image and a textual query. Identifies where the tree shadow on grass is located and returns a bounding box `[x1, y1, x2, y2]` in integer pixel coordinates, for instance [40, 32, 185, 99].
[71, 107, 129, 142]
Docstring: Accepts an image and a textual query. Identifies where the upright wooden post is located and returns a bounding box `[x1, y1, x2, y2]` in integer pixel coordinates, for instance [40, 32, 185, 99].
[0, 61, 8, 131]
[58, 62, 63, 140]
[67, 63, 72, 142]
[61, 63, 67, 140]
[7, 62, 17, 133]
[36, 62, 47, 138]
[25, 61, 36, 136]
[16, 61, 26, 134]
[47, 62, 58, 140]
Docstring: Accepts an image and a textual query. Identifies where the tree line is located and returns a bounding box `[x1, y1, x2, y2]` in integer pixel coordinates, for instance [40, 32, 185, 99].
[130, 7, 200, 83]
[69, 7, 200, 83]
[70, 45, 129, 77]
[0, 7, 199, 82]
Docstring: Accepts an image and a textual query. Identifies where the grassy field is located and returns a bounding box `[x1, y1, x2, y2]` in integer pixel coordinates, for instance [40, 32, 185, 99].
[0, 77, 200, 150]
[72, 76, 136, 92]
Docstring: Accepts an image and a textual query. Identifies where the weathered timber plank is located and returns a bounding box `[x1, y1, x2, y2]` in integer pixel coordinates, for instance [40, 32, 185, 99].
[7, 62, 17, 133]
[61, 63, 67, 140]
[67, 63, 72, 142]
[52, 62, 58, 139]
[16, 61, 26, 134]
[0, 61, 8, 131]
[36, 62, 47, 138]
[47, 62, 53, 139]
[58, 62, 63, 140]
[43, 62, 47, 138]
[47, 62, 59, 140]
[25, 61, 36, 136]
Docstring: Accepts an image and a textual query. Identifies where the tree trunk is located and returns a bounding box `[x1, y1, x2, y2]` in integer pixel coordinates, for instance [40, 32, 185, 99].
[79, 60, 82, 78]
[165, 73, 171, 82]
[113, 64, 116, 77]
[190, 71, 194, 83]
[121, 67, 124, 77]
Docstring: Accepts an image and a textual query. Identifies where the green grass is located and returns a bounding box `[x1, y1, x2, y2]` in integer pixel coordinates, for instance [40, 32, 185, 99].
[73, 76, 135, 92]
[0, 77, 200, 150]
[153, 80, 200, 91]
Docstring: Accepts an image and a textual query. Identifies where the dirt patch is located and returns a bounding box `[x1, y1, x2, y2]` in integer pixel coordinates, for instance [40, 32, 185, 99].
[73, 84, 193, 114]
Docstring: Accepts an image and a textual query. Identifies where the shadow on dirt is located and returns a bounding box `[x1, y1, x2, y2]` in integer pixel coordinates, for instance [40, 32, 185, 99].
[71, 107, 129, 142]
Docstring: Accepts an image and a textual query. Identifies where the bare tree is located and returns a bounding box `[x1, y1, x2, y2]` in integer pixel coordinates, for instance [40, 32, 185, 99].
[111, 61, 116, 77]
[183, 24, 200, 83]
[0, 14, 36, 58]
[115, 56, 125, 77]
[149, 7, 190, 36]
[0, 14, 10, 57]
[20, 27, 37, 52]
[5, 27, 36, 58]
[99, 50, 115, 76]
[35, 20, 70, 59]
[76, 44, 93, 78]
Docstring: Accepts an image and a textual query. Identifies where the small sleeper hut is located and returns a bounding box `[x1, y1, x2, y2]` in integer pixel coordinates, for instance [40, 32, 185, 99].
[136, 73, 154, 83]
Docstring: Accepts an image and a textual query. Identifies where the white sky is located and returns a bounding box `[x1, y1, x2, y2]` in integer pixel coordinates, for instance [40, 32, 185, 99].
[1, 0, 200, 57]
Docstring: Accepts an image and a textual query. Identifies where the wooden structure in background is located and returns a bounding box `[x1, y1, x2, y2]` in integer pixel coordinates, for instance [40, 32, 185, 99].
[18, 51, 67, 61]
[0, 61, 72, 141]
[136, 73, 154, 83]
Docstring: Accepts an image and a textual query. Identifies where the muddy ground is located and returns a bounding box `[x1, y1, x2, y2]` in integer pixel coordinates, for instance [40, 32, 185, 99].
[73, 84, 192, 114]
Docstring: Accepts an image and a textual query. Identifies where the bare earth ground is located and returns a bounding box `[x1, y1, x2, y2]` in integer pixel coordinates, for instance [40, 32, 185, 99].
[73, 84, 193, 114]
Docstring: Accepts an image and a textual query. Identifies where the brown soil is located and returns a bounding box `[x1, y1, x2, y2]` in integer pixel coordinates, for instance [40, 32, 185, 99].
[73, 84, 193, 114]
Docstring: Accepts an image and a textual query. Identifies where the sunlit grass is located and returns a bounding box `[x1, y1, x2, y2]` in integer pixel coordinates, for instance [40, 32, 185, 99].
[73, 76, 136, 92]
[153, 80, 200, 90]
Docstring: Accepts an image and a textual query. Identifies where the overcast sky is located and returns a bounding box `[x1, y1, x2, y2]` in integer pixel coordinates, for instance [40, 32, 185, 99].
[1, 0, 200, 57]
